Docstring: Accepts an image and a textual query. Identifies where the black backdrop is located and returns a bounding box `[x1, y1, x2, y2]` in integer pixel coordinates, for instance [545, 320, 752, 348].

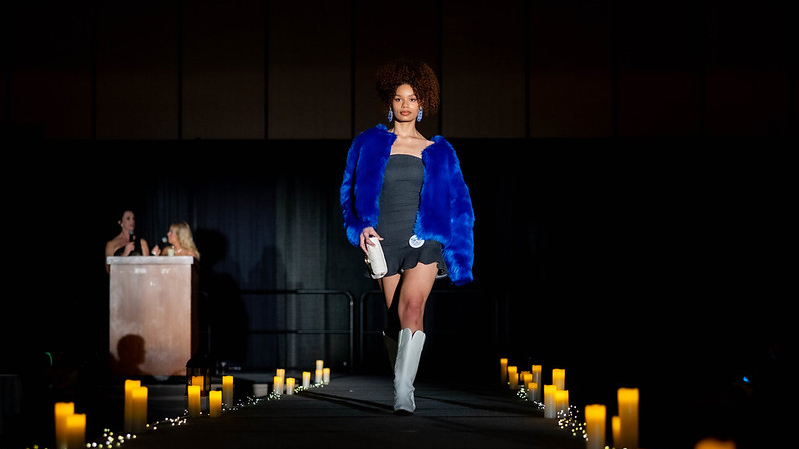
[9, 136, 792, 369]
[3, 135, 793, 448]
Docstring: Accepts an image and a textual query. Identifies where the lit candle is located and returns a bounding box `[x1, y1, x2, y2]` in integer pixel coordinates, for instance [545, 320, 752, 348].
[555, 389, 569, 417]
[132, 386, 148, 433]
[527, 382, 538, 402]
[694, 438, 737, 449]
[54, 401, 74, 449]
[302, 371, 311, 388]
[66, 413, 86, 449]
[286, 377, 295, 395]
[276, 368, 285, 378]
[543, 384, 557, 418]
[521, 372, 532, 389]
[316, 359, 324, 371]
[209, 390, 222, 417]
[315, 368, 323, 384]
[124, 379, 140, 433]
[500, 358, 508, 384]
[187, 385, 201, 418]
[507, 366, 518, 389]
[617, 388, 639, 449]
[552, 368, 565, 390]
[222, 376, 234, 408]
[191, 375, 205, 394]
[585, 404, 606, 449]
[323, 367, 330, 384]
[532, 365, 542, 401]
[274, 375, 284, 395]
[612, 415, 620, 448]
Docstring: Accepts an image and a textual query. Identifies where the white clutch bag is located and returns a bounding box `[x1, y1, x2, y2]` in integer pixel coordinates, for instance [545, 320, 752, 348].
[365, 236, 387, 279]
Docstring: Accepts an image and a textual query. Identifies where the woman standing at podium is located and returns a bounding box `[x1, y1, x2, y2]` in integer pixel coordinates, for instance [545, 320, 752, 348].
[152, 221, 201, 260]
[105, 209, 150, 273]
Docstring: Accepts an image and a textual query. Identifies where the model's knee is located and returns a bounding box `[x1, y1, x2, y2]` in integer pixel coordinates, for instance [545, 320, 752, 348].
[399, 297, 425, 322]
[403, 301, 423, 319]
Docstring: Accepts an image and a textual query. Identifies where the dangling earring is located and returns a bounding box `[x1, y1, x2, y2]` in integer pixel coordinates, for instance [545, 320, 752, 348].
[387, 109, 393, 122]
[417, 108, 423, 122]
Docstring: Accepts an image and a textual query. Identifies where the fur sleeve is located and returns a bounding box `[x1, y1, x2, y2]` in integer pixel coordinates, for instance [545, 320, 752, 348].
[340, 133, 370, 246]
[445, 144, 475, 285]
[339, 126, 393, 247]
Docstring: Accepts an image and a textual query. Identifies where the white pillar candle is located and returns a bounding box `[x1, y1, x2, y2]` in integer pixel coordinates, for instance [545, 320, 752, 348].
[323, 367, 330, 384]
[532, 365, 542, 401]
[276, 368, 285, 378]
[507, 366, 518, 389]
[500, 358, 508, 384]
[302, 371, 311, 388]
[191, 375, 205, 394]
[316, 359, 324, 371]
[617, 388, 639, 449]
[54, 402, 74, 449]
[209, 390, 222, 417]
[585, 404, 606, 449]
[285, 377, 295, 395]
[521, 371, 532, 389]
[555, 389, 569, 417]
[527, 382, 538, 402]
[65, 413, 86, 449]
[274, 375, 284, 395]
[222, 376, 234, 408]
[124, 379, 140, 433]
[132, 386, 148, 433]
[253, 383, 269, 397]
[694, 438, 737, 449]
[315, 368, 323, 384]
[187, 385, 201, 418]
[543, 384, 557, 418]
[552, 368, 565, 390]
[612, 415, 621, 448]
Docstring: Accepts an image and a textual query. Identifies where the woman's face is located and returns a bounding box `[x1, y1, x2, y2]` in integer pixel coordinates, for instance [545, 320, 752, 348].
[167, 227, 177, 246]
[120, 211, 135, 233]
[391, 84, 420, 123]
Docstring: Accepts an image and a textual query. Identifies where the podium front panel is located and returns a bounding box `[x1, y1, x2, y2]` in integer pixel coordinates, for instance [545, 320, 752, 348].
[108, 256, 197, 377]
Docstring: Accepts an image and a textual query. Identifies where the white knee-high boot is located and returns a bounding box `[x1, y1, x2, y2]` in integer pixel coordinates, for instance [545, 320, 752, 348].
[393, 328, 426, 414]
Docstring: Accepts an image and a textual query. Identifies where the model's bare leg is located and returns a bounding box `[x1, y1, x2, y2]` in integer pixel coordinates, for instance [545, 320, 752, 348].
[396, 262, 438, 332]
[379, 274, 402, 368]
[393, 262, 438, 414]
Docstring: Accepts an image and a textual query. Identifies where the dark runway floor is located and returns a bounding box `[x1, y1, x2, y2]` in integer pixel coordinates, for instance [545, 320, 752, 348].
[115, 374, 586, 449]
[3, 372, 588, 449]
[0, 368, 785, 449]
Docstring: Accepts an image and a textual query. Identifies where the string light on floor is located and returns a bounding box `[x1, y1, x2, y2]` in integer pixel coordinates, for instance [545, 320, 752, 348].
[66, 378, 330, 449]
[557, 405, 585, 439]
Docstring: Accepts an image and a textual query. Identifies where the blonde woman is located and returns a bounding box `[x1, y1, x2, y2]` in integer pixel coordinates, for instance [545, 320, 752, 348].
[153, 221, 200, 260]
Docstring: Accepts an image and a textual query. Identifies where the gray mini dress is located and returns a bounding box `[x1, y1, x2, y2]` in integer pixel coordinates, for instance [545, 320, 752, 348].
[375, 154, 448, 279]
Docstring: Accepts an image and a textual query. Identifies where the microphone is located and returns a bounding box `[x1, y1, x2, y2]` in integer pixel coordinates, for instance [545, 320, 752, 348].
[129, 230, 135, 242]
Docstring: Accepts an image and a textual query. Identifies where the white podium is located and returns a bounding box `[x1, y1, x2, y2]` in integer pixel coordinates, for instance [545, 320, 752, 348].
[107, 256, 198, 377]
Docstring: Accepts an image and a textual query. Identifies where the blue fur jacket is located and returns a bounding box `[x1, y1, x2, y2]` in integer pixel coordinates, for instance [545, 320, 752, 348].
[340, 124, 475, 285]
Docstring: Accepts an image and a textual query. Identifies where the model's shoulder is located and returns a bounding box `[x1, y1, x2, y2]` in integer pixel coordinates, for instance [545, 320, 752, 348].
[425, 135, 457, 157]
[434, 134, 453, 144]
[357, 124, 390, 139]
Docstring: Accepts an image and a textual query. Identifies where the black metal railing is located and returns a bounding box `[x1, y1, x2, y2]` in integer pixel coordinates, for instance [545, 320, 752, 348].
[358, 289, 499, 369]
[237, 289, 356, 373]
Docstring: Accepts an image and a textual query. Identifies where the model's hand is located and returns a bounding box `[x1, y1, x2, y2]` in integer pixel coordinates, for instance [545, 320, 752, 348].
[359, 227, 382, 253]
